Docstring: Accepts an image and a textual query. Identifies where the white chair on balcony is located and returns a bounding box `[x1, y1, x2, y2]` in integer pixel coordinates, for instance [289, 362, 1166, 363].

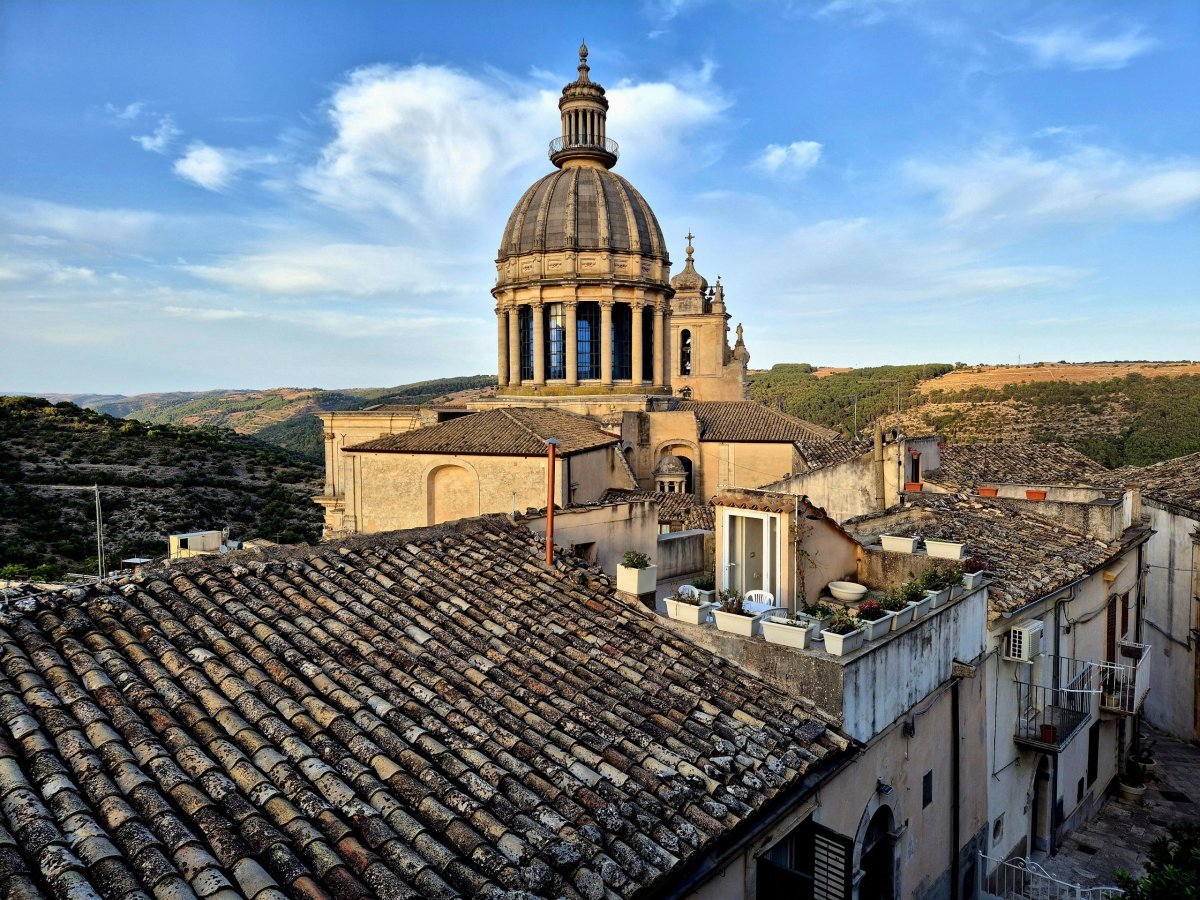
[742, 589, 785, 617]
[678, 584, 699, 598]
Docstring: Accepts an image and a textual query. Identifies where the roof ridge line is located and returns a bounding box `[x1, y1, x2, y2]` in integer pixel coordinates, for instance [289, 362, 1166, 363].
[499, 406, 547, 445]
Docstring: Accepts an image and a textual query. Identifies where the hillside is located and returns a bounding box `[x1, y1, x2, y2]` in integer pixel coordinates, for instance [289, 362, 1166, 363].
[749, 362, 1200, 468]
[0, 396, 324, 580]
[43, 375, 499, 461]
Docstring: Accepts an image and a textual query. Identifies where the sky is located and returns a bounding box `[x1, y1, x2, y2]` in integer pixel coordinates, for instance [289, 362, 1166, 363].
[2, 0, 1198, 395]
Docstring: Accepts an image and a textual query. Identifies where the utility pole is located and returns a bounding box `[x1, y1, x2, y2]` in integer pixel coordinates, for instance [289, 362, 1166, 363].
[93, 484, 105, 579]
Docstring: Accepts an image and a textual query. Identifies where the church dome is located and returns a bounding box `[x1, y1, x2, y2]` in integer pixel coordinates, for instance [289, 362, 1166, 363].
[654, 454, 688, 476]
[498, 167, 668, 261]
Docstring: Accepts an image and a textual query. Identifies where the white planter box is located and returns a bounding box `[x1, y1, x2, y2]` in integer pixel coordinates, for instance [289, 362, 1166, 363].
[962, 572, 984, 589]
[761, 617, 813, 649]
[889, 604, 915, 630]
[925, 587, 950, 609]
[797, 614, 830, 639]
[616, 564, 657, 595]
[880, 535, 918, 554]
[912, 595, 933, 620]
[695, 588, 717, 605]
[857, 614, 892, 641]
[822, 628, 865, 656]
[665, 599, 715, 625]
[925, 539, 965, 560]
[713, 609, 759, 637]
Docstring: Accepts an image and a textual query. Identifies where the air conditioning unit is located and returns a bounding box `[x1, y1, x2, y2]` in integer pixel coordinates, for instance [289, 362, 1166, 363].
[1005, 621, 1044, 662]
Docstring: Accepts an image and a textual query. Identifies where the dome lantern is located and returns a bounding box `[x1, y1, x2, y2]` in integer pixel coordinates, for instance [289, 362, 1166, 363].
[549, 42, 619, 170]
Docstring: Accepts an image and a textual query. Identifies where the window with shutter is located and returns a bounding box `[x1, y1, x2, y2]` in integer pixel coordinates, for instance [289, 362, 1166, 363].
[1106, 596, 1118, 664]
[757, 819, 854, 900]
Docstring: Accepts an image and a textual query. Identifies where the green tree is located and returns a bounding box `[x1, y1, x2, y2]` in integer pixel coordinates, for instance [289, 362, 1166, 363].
[1116, 822, 1200, 899]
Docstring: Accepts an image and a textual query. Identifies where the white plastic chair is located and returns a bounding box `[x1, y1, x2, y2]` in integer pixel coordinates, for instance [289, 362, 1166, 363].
[678, 584, 699, 598]
[742, 589, 783, 616]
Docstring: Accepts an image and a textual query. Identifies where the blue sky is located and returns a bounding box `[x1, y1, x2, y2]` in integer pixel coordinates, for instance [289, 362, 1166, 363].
[2, 0, 1198, 394]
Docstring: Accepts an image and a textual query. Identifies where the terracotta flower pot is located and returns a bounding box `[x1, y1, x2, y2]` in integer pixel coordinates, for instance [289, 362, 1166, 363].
[904, 482, 923, 492]
[978, 487, 998, 497]
[1025, 489, 1047, 501]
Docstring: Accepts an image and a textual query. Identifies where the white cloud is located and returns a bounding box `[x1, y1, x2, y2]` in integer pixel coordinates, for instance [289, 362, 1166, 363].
[754, 141, 822, 178]
[1005, 23, 1157, 71]
[132, 116, 182, 153]
[163, 305, 256, 322]
[0, 198, 159, 248]
[105, 101, 146, 121]
[181, 242, 463, 296]
[816, 0, 916, 27]
[300, 62, 728, 225]
[905, 145, 1200, 229]
[173, 144, 246, 191]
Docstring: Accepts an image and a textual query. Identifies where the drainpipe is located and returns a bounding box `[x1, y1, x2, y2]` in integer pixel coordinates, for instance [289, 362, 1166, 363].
[951, 679, 961, 900]
[873, 422, 885, 512]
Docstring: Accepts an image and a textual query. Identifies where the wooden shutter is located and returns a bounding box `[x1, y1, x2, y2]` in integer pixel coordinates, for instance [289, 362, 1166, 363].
[1120, 590, 1130, 637]
[812, 825, 854, 900]
[1106, 596, 1118, 663]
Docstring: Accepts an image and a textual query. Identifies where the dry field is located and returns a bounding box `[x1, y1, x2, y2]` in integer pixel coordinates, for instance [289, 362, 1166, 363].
[918, 362, 1200, 395]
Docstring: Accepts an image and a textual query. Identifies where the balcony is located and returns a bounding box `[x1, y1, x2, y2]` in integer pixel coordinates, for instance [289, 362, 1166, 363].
[548, 135, 619, 167]
[1098, 640, 1151, 715]
[1014, 659, 1095, 753]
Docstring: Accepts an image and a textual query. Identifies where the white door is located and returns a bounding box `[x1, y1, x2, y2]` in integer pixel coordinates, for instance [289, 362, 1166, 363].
[722, 510, 779, 598]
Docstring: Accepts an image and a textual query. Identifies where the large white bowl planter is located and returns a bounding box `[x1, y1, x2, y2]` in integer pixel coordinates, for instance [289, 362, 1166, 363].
[889, 604, 915, 630]
[713, 609, 759, 637]
[616, 564, 657, 595]
[822, 627, 865, 656]
[925, 539, 965, 560]
[880, 535, 918, 554]
[761, 617, 814, 649]
[828, 581, 868, 603]
[665, 599, 715, 625]
[856, 614, 893, 641]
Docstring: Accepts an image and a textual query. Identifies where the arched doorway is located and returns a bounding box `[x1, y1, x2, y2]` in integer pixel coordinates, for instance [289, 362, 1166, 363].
[859, 806, 896, 899]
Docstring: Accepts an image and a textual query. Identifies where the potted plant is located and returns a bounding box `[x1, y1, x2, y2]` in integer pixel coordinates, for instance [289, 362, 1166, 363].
[1026, 489, 1047, 501]
[798, 600, 835, 638]
[616, 550, 657, 595]
[925, 537, 965, 561]
[978, 486, 999, 497]
[941, 562, 965, 598]
[1131, 740, 1157, 771]
[904, 481, 923, 492]
[961, 557, 988, 589]
[691, 573, 717, 604]
[822, 609, 865, 656]
[880, 534, 918, 554]
[881, 587, 914, 630]
[919, 567, 951, 609]
[713, 590, 759, 637]
[854, 598, 893, 641]
[664, 589, 716, 626]
[761, 614, 816, 650]
[901, 578, 931, 620]
[1118, 760, 1147, 803]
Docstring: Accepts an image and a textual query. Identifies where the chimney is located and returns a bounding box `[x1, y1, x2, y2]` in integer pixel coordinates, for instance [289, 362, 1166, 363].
[1125, 483, 1142, 527]
[874, 422, 886, 512]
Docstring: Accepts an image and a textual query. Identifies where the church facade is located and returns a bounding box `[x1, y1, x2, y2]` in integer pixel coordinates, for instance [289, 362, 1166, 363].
[315, 45, 835, 540]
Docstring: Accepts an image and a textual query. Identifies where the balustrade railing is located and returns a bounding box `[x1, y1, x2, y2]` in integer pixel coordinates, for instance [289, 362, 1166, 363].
[1014, 657, 1096, 752]
[979, 852, 1124, 899]
[548, 135, 620, 161]
[1097, 640, 1151, 715]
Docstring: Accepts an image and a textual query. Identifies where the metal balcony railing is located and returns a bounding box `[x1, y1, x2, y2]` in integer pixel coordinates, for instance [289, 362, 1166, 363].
[548, 135, 620, 161]
[979, 852, 1124, 899]
[1014, 658, 1096, 753]
[1098, 640, 1151, 715]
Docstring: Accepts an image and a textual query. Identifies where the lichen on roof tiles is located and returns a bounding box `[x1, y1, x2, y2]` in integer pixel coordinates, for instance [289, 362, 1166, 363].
[926, 443, 1111, 489]
[0, 516, 848, 899]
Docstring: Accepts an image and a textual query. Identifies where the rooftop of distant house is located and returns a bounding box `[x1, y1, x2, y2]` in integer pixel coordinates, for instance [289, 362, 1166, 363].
[345, 406, 619, 456]
[672, 400, 838, 443]
[0, 515, 850, 899]
[601, 489, 715, 531]
[1116, 450, 1200, 518]
[847, 492, 1149, 620]
[925, 443, 1112, 489]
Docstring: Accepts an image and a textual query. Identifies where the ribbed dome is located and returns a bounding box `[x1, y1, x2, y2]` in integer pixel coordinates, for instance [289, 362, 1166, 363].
[654, 454, 688, 476]
[499, 167, 668, 261]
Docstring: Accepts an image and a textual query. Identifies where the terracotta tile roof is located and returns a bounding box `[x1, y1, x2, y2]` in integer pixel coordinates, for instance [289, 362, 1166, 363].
[1122, 450, 1200, 517]
[0, 516, 849, 899]
[926, 443, 1111, 489]
[674, 401, 839, 443]
[846, 493, 1145, 620]
[601, 490, 715, 530]
[795, 440, 871, 471]
[346, 407, 618, 457]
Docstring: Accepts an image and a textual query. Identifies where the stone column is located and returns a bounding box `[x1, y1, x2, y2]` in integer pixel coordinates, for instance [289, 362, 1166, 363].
[531, 300, 546, 386]
[507, 303, 521, 385]
[600, 300, 614, 386]
[496, 305, 509, 388]
[653, 301, 666, 387]
[631, 300, 644, 387]
[565, 300, 579, 386]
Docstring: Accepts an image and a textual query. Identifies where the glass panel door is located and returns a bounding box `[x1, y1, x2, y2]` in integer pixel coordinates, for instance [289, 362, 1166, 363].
[723, 511, 776, 596]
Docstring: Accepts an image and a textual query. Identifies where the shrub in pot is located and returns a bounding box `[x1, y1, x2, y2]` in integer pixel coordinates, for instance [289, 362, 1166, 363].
[616, 550, 657, 595]
[691, 573, 717, 603]
[713, 590, 760, 637]
[822, 609, 865, 656]
[919, 567, 952, 607]
[664, 589, 715, 625]
[962, 556, 988, 589]
[1118, 760, 1147, 803]
[881, 587, 914, 630]
[761, 614, 815, 649]
[855, 598, 893, 640]
[902, 577, 933, 619]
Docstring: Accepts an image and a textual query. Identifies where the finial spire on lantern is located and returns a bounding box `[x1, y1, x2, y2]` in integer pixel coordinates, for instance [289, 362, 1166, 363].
[685, 231, 695, 261]
[577, 40, 590, 82]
